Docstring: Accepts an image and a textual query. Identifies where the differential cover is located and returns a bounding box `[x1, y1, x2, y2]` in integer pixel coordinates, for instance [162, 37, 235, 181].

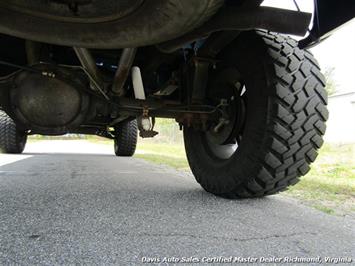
[11, 66, 89, 134]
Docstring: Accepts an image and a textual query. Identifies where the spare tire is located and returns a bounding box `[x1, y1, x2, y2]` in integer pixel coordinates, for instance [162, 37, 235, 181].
[0, 0, 223, 48]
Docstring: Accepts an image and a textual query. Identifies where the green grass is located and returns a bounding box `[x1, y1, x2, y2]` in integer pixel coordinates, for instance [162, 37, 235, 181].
[135, 141, 189, 170]
[135, 154, 188, 169]
[85, 137, 189, 169]
[135, 141, 355, 216]
[313, 205, 336, 215]
[285, 144, 355, 216]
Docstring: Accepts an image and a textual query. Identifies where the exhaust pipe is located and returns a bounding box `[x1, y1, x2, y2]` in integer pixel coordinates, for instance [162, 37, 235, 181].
[112, 48, 137, 96]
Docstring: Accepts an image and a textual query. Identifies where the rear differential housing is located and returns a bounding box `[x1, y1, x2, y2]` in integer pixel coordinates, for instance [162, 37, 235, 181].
[10, 64, 90, 135]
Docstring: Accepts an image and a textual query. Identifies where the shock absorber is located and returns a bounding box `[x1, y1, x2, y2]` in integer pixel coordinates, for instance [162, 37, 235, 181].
[131, 66, 158, 138]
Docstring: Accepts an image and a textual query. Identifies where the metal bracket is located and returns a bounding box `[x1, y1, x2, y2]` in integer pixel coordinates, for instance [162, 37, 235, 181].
[137, 116, 159, 138]
[137, 107, 158, 138]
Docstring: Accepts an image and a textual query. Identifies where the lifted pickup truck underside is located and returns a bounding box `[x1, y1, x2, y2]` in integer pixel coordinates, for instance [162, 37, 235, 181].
[0, 0, 354, 198]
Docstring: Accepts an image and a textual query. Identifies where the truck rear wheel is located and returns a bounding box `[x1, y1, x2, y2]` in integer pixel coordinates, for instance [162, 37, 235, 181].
[0, 110, 27, 154]
[184, 31, 328, 198]
[114, 119, 138, 157]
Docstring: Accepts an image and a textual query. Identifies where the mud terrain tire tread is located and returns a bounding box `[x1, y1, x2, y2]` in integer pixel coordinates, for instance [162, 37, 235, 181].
[0, 110, 27, 154]
[114, 119, 138, 157]
[184, 30, 328, 198]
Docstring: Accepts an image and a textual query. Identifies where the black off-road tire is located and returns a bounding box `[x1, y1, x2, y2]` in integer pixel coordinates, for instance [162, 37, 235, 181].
[114, 119, 138, 157]
[184, 31, 328, 198]
[0, 110, 27, 154]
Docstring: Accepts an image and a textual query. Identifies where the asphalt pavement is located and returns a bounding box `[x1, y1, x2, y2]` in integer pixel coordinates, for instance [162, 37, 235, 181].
[0, 140, 354, 265]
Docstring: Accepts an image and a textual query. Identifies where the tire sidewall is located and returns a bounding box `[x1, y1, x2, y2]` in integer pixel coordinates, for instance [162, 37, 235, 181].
[0, 110, 27, 154]
[184, 31, 275, 193]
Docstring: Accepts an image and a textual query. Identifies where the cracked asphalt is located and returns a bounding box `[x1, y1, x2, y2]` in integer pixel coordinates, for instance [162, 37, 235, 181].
[0, 140, 354, 265]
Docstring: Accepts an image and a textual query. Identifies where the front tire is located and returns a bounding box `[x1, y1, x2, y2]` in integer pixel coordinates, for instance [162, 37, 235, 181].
[114, 119, 138, 157]
[184, 31, 328, 198]
[0, 110, 27, 154]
